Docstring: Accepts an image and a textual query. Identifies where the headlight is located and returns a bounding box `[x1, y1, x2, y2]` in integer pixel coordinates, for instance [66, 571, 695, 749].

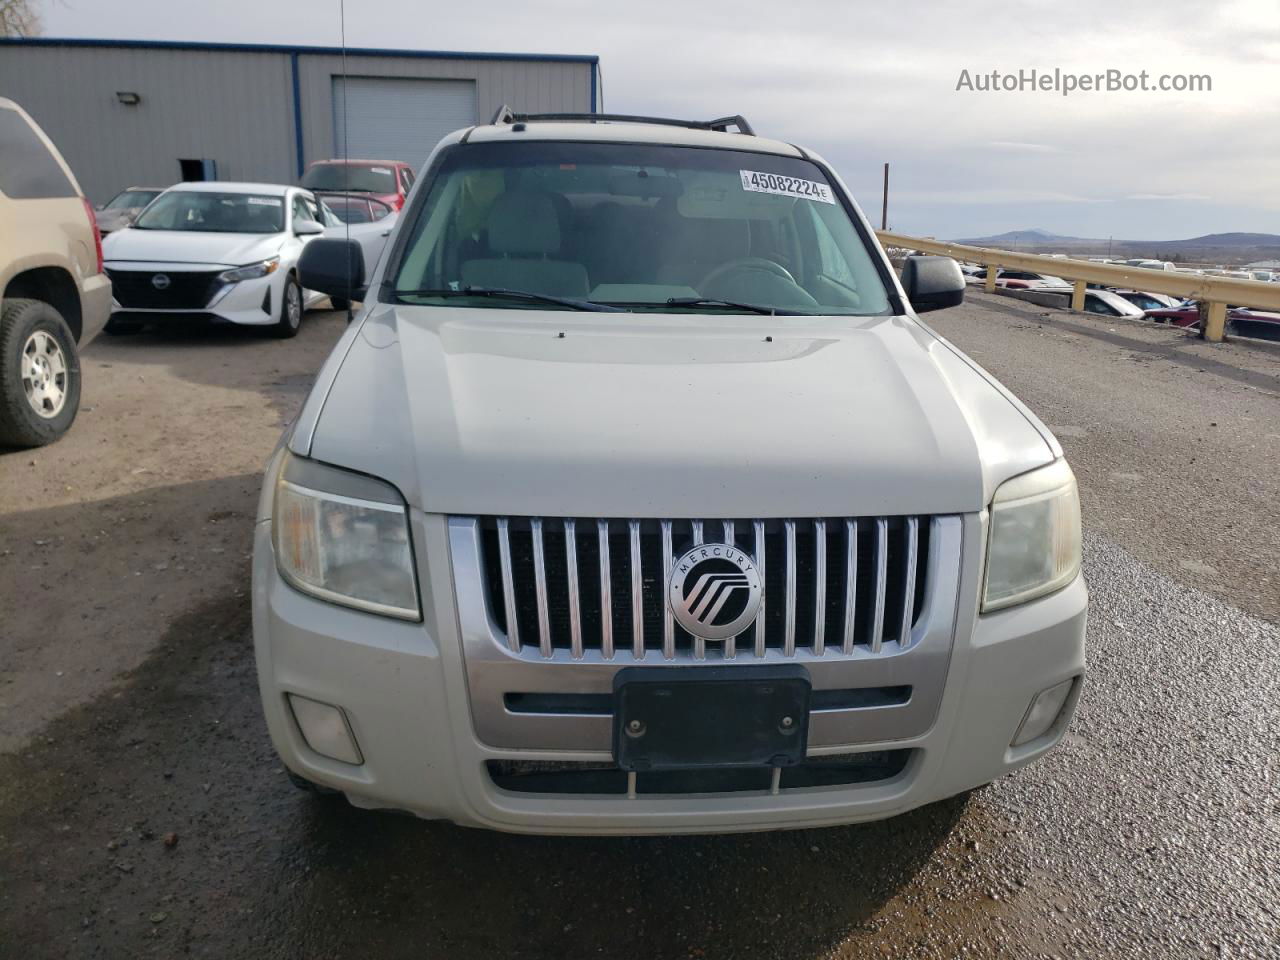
[218, 256, 279, 283]
[982, 459, 1081, 612]
[271, 453, 420, 620]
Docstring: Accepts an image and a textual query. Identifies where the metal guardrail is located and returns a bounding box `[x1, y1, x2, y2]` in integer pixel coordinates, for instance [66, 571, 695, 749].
[876, 230, 1280, 342]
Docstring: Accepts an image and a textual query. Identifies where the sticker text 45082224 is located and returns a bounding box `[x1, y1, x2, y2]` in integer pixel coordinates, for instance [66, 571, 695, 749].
[739, 170, 835, 204]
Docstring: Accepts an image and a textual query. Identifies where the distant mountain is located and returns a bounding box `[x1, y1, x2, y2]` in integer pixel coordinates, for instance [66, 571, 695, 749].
[950, 228, 1280, 264]
[957, 229, 1094, 245]
[1149, 232, 1280, 248]
[955, 228, 1280, 250]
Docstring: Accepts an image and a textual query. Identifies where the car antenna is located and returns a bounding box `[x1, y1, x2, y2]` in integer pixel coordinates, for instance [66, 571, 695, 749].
[339, 0, 354, 323]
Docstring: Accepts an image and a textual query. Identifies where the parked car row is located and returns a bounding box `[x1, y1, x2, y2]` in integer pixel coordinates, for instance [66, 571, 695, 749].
[0, 94, 412, 446]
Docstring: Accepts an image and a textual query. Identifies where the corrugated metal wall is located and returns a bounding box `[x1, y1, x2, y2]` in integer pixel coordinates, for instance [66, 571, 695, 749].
[297, 54, 593, 168]
[0, 42, 595, 204]
[0, 45, 296, 202]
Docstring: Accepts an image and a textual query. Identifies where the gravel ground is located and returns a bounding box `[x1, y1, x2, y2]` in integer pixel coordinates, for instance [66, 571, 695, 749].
[1, 297, 1277, 958]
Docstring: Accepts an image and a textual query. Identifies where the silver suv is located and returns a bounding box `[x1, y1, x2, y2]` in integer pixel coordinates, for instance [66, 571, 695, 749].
[254, 111, 1087, 834]
[0, 98, 111, 447]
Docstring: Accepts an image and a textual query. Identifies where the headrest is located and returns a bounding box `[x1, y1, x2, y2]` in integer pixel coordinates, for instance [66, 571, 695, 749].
[488, 191, 561, 256]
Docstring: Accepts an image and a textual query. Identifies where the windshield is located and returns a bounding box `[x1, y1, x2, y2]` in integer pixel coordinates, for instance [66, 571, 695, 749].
[390, 141, 891, 315]
[301, 163, 397, 194]
[132, 191, 285, 233]
[105, 189, 160, 210]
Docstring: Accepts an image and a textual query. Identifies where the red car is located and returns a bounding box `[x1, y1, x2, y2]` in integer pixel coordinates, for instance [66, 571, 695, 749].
[1146, 303, 1280, 340]
[300, 159, 415, 211]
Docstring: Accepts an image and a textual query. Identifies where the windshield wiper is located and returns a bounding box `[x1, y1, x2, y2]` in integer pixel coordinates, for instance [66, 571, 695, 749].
[665, 297, 802, 316]
[396, 286, 625, 312]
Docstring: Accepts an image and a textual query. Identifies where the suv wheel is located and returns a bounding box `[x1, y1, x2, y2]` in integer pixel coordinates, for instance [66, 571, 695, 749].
[271, 275, 303, 339]
[0, 298, 81, 448]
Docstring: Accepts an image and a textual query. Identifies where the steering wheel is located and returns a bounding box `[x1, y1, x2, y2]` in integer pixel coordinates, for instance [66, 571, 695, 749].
[698, 257, 798, 291]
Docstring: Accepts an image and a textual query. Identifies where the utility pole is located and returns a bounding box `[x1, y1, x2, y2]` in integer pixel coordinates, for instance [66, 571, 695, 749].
[881, 163, 889, 230]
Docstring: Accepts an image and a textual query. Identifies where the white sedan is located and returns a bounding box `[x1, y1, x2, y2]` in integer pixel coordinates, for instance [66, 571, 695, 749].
[101, 182, 376, 337]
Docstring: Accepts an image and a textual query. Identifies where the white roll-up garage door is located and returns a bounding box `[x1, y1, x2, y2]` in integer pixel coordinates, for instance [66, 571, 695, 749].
[332, 77, 477, 169]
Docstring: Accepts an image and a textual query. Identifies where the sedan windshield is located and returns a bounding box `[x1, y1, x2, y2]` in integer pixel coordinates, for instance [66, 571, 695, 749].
[301, 163, 397, 194]
[132, 192, 285, 233]
[104, 189, 161, 210]
[390, 141, 891, 315]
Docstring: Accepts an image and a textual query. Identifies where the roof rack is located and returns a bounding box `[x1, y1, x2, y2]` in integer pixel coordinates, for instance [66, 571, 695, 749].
[487, 105, 755, 136]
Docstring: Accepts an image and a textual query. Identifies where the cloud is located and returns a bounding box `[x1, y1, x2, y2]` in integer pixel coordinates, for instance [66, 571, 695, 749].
[39, 0, 1280, 237]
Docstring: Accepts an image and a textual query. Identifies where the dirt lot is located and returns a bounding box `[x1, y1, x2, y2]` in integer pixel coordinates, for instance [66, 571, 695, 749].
[1, 298, 1278, 959]
[1, 315, 338, 752]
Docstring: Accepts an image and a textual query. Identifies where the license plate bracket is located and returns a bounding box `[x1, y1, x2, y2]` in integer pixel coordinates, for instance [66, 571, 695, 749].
[612, 665, 811, 772]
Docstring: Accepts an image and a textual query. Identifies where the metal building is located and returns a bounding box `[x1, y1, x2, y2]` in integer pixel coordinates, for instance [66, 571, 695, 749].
[0, 38, 598, 203]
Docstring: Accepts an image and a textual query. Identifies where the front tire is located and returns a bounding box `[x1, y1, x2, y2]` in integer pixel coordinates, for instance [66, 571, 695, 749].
[271, 275, 303, 339]
[0, 298, 81, 448]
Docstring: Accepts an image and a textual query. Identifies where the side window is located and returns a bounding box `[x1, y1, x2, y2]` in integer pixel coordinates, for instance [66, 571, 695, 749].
[302, 196, 321, 222]
[807, 206, 857, 288]
[291, 194, 310, 226]
[400, 168, 415, 191]
[0, 106, 77, 199]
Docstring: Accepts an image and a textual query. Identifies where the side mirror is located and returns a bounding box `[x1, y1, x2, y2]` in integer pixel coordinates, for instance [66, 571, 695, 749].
[298, 238, 366, 302]
[294, 218, 325, 236]
[901, 255, 965, 313]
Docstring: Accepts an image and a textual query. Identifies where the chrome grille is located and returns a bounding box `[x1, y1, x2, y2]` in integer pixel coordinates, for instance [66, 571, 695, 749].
[475, 516, 931, 660]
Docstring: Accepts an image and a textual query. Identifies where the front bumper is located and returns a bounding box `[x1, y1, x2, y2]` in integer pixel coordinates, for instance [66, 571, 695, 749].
[252, 503, 1088, 835]
[107, 267, 284, 326]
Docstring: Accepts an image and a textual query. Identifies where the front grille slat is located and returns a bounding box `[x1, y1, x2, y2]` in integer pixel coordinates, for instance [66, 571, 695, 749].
[871, 518, 888, 654]
[496, 518, 520, 652]
[899, 517, 919, 647]
[628, 520, 644, 659]
[476, 515, 933, 661]
[565, 519, 583, 659]
[531, 519, 552, 658]
[842, 519, 858, 655]
[597, 520, 614, 659]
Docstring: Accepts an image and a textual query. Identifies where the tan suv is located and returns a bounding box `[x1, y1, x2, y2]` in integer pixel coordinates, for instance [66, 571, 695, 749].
[0, 97, 111, 447]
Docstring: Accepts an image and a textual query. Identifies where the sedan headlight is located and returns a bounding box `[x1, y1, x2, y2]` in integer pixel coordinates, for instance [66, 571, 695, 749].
[271, 452, 420, 620]
[218, 256, 279, 283]
[983, 459, 1081, 612]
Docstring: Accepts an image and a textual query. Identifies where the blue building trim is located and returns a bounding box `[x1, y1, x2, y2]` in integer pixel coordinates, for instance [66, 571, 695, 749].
[0, 36, 599, 66]
[290, 52, 305, 177]
[590, 63, 597, 113]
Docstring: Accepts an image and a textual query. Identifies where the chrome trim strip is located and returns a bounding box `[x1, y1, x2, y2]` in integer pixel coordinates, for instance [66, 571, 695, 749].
[783, 520, 797, 657]
[842, 519, 858, 655]
[691, 520, 703, 545]
[724, 519, 736, 659]
[629, 520, 644, 659]
[871, 518, 888, 654]
[531, 518, 552, 658]
[497, 517, 520, 652]
[661, 520, 674, 660]
[813, 519, 827, 655]
[899, 516, 919, 647]
[598, 520, 613, 659]
[753, 519, 766, 658]
[565, 519, 582, 659]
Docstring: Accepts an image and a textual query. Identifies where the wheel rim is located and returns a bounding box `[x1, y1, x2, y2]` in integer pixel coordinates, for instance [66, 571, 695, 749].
[287, 284, 301, 328]
[21, 330, 68, 419]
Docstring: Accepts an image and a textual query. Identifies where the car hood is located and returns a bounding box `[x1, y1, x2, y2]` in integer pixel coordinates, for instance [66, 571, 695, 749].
[299, 305, 1057, 518]
[101, 228, 283, 267]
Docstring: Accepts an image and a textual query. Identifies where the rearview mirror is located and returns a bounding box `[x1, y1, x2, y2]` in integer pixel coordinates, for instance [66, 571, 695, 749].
[901, 255, 965, 313]
[294, 218, 325, 236]
[298, 238, 366, 302]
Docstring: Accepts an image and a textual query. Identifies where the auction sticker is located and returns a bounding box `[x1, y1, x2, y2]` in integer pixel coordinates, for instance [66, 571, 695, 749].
[247, 197, 282, 206]
[740, 170, 835, 204]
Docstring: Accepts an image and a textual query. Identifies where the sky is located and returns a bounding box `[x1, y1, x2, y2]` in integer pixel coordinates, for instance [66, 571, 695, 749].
[35, 0, 1280, 240]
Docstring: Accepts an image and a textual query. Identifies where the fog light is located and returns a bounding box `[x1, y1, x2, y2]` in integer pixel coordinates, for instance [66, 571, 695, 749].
[288, 694, 363, 764]
[1012, 678, 1075, 747]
